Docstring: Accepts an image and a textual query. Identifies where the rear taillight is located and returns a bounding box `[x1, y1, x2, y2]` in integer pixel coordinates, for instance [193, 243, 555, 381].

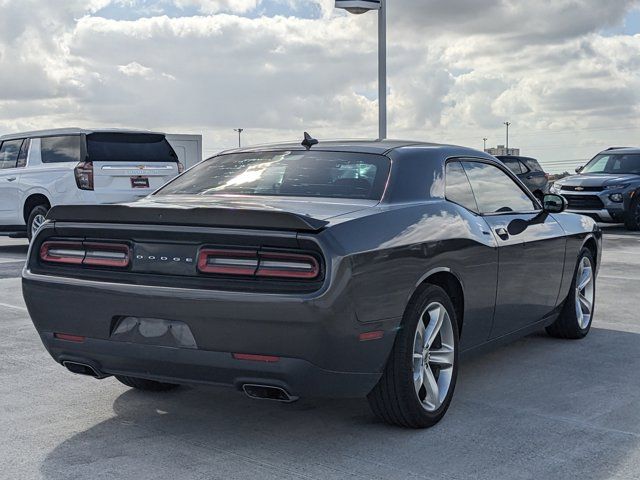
[40, 241, 130, 268]
[75, 161, 94, 191]
[197, 249, 320, 280]
[255, 252, 320, 279]
[177, 161, 185, 174]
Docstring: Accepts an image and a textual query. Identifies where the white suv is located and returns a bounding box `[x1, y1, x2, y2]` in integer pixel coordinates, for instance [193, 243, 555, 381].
[0, 128, 184, 239]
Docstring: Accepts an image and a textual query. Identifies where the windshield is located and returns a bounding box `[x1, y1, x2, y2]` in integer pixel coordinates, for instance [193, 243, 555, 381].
[87, 133, 177, 163]
[156, 150, 391, 200]
[582, 154, 640, 175]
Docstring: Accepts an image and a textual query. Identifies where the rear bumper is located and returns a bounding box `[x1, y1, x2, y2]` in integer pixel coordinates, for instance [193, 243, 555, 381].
[22, 270, 399, 398]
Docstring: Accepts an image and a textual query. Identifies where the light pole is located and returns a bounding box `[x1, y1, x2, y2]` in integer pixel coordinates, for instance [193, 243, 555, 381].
[503, 122, 511, 152]
[335, 1, 386, 140]
[234, 128, 244, 148]
[483, 137, 488, 151]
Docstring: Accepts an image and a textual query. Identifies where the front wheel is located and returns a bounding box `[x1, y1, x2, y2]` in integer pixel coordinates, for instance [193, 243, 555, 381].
[624, 197, 640, 231]
[27, 204, 49, 241]
[368, 285, 459, 428]
[546, 248, 596, 339]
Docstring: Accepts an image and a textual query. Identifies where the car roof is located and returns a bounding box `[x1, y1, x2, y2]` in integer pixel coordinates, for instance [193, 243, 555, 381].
[217, 139, 493, 157]
[0, 127, 166, 141]
[601, 147, 640, 155]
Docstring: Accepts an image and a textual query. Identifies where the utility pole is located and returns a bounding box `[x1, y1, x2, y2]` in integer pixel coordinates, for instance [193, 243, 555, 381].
[234, 128, 244, 148]
[335, 0, 386, 140]
[503, 122, 511, 152]
[483, 137, 488, 151]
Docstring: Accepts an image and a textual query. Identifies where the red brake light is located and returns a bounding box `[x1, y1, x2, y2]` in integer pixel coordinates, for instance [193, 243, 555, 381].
[197, 249, 320, 280]
[40, 241, 130, 268]
[75, 161, 94, 191]
[197, 249, 258, 276]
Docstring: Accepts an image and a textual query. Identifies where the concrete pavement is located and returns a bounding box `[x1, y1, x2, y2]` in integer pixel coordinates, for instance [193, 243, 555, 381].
[1, 230, 639, 479]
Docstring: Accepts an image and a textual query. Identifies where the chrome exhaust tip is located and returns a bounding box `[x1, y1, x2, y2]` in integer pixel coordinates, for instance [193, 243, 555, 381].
[242, 384, 298, 403]
[62, 361, 105, 379]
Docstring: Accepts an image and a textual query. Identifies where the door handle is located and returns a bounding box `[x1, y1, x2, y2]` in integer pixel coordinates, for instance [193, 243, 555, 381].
[526, 175, 534, 179]
[495, 227, 509, 240]
[6, 177, 16, 182]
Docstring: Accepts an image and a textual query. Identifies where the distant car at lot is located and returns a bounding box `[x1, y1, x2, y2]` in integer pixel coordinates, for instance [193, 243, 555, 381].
[495, 155, 549, 200]
[24, 138, 601, 428]
[0, 128, 183, 239]
[550, 147, 640, 230]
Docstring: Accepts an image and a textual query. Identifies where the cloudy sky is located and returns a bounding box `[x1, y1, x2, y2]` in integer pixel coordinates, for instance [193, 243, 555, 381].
[0, 0, 639, 172]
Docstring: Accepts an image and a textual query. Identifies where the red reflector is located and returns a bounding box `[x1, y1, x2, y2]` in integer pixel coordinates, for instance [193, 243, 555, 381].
[232, 353, 280, 363]
[359, 331, 384, 342]
[54, 333, 86, 343]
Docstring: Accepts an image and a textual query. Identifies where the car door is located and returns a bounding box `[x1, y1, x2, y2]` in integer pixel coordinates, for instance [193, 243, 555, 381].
[520, 158, 547, 194]
[461, 160, 566, 337]
[0, 139, 25, 225]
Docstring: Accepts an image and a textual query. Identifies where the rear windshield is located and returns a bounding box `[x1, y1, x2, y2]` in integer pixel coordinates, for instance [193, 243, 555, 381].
[156, 150, 390, 200]
[87, 133, 177, 163]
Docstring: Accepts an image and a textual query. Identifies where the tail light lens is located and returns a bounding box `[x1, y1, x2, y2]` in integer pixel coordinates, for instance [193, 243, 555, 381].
[40, 241, 130, 268]
[256, 252, 319, 279]
[198, 249, 258, 276]
[198, 249, 320, 280]
[75, 161, 94, 191]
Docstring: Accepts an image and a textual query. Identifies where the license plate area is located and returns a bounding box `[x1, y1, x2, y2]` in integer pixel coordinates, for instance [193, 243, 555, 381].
[130, 176, 150, 188]
[111, 316, 197, 349]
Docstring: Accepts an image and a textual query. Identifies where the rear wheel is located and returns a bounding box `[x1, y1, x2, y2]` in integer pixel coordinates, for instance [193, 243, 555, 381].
[116, 375, 180, 392]
[27, 204, 48, 241]
[367, 285, 459, 428]
[546, 248, 596, 339]
[624, 197, 640, 231]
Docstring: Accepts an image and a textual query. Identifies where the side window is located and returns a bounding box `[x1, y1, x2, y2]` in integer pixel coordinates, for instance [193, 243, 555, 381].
[16, 138, 30, 168]
[502, 157, 523, 175]
[0, 139, 24, 169]
[445, 161, 479, 213]
[462, 161, 537, 214]
[41, 136, 82, 163]
[518, 160, 530, 173]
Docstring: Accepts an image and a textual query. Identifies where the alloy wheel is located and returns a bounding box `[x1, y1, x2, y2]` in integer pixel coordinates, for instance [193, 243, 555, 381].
[575, 256, 595, 329]
[412, 302, 455, 412]
[31, 214, 46, 237]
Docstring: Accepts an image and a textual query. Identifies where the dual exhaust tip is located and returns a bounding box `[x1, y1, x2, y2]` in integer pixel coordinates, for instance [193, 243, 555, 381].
[63, 362, 298, 403]
[242, 384, 298, 403]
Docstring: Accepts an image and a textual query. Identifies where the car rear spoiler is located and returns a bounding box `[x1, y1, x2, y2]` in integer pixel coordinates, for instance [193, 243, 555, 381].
[46, 205, 329, 232]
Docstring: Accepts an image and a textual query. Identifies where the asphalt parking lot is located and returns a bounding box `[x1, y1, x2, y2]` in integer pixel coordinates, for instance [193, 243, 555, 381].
[1, 229, 639, 480]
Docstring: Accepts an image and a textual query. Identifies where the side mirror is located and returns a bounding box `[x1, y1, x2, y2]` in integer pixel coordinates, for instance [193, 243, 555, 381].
[543, 194, 567, 214]
[575, 166, 584, 173]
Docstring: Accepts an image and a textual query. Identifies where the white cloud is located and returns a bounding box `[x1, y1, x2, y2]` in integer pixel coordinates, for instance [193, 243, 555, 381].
[0, 0, 639, 170]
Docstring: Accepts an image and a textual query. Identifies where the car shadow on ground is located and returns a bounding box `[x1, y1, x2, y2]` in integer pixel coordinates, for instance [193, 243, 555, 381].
[40, 327, 640, 480]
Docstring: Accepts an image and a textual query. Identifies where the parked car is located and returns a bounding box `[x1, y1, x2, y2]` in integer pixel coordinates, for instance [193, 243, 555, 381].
[495, 155, 549, 200]
[550, 147, 640, 230]
[0, 128, 184, 240]
[23, 138, 601, 428]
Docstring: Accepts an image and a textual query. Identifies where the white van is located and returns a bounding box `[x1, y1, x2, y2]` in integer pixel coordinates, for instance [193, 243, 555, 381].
[0, 128, 184, 239]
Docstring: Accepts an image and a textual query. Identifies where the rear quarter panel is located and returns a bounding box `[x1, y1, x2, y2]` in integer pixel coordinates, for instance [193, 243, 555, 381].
[322, 201, 499, 351]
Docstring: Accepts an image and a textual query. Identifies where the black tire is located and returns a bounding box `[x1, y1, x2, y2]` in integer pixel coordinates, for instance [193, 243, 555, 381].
[546, 248, 596, 339]
[624, 197, 640, 231]
[116, 375, 180, 392]
[27, 204, 49, 241]
[367, 284, 459, 428]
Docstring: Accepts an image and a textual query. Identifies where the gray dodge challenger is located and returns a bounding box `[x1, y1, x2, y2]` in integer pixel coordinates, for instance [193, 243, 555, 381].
[23, 138, 601, 428]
